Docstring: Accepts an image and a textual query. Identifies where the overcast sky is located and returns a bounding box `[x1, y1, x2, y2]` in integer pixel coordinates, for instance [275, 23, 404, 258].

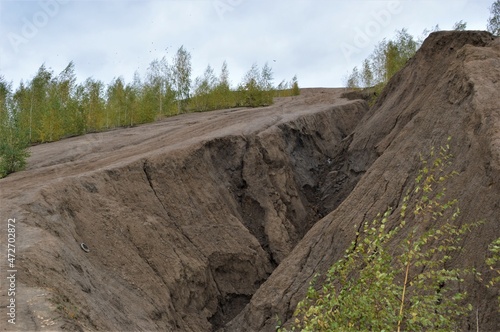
[0, 0, 495, 89]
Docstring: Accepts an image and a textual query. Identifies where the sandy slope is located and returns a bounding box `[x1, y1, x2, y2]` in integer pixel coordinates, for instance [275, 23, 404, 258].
[2, 31, 499, 332]
[227, 31, 500, 332]
[0, 88, 368, 331]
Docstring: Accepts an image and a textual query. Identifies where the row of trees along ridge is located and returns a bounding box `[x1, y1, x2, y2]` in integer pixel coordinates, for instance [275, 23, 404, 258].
[0, 46, 299, 177]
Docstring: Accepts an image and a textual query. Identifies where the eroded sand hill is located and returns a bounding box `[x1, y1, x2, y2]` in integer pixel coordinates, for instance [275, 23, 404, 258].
[1, 31, 499, 332]
[1, 88, 368, 331]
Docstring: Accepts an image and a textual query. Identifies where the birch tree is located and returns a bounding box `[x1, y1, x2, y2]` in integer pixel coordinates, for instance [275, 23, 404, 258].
[146, 57, 172, 115]
[172, 46, 192, 114]
[488, 0, 500, 35]
[0, 76, 30, 177]
[192, 64, 217, 111]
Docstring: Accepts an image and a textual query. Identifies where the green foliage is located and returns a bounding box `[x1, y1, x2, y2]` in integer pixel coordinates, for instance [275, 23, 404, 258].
[346, 66, 361, 89]
[285, 139, 482, 332]
[189, 62, 297, 111]
[145, 56, 175, 117]
[172, 46, 192, 114]
[275, 75, 300, 98]
[237, 62, 274, 107]
[487, 0, 500, 36]
[486, 237, 500, 308]
[0, 124, 31, 178]
[345, 28, 424, 106]
[1, 48, 299, 177]
[190, 64, 218, 112]
[453, 20, 467, 31]
[77, 78, 106, 132]
[23, 64, 53, 143]
[0, 77, 30, 178]
[106, 77, 126, 128]
[291, 75, 300, 96]
[209, 61, 239, 109]
[361, 59, 373, 88]
[346, 28, 418, 91]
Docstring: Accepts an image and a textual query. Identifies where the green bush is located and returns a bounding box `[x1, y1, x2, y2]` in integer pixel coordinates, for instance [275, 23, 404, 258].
[282, 139, 482, 332]
[0, 126, 30, 178]
[0, 77, 31, 178]
[486, 237, 500, 309]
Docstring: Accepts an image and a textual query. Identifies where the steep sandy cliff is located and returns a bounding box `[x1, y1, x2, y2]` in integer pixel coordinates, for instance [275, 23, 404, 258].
[0, 89, 367, 331]
[226, 31, 500, 331]
[1, 31, 499, 332]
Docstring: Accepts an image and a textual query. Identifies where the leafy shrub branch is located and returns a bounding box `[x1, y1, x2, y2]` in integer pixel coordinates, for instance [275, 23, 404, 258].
[486, 236, 500, 308]
[0, 77, 30, 177]
[282, 139, 483, 331]
[344, 22, 476, 106]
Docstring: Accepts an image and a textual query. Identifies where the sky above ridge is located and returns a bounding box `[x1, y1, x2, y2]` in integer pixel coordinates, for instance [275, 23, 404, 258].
[0, 0, 494, 88]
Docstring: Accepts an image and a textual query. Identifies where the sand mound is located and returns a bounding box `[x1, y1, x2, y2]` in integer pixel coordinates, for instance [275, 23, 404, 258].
[226, 31, 500, 332]
[1, 31, 499, 331]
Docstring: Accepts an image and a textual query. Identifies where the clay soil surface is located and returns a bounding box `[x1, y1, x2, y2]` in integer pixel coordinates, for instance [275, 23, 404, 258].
[1, 88, 367, 331]
[2, 88, 346, 196]
[1, 31, 500, 332]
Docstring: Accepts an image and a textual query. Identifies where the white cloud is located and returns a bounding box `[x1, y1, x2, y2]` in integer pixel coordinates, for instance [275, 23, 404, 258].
[0, 0, 494, 88]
